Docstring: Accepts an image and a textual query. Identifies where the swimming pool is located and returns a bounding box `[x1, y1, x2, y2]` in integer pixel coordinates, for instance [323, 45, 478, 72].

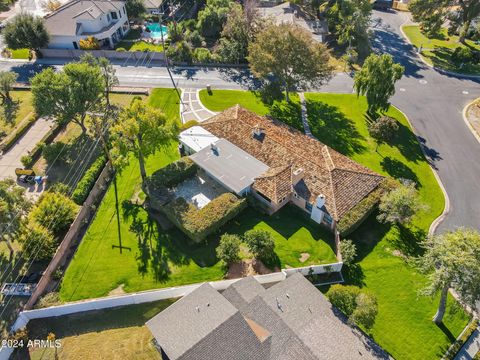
[146, 23, 169, 39]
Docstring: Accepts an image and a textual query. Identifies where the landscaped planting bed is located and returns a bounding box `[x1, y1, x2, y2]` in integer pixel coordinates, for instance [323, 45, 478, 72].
[162, 193, 247, 242]
[147, 157, 197, 188]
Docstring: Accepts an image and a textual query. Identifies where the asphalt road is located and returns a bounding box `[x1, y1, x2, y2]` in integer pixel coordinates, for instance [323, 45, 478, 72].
[0, 9, 478, 231]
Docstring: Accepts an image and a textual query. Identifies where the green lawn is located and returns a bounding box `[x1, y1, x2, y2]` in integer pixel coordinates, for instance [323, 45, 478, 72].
[8, 48, 30, 59]
[115, 40, 164, 52]
[224, 206, 337, 268]
[200, 90, 470, 360]
[0, 90, 34, 140]
[403, 25, 480, 74]
[27, 300, 173, 360]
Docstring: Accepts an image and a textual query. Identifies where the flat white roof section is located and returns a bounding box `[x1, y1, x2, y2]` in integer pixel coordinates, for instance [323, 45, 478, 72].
[190, 139, 269, 195]
[179, 126, 219, 153]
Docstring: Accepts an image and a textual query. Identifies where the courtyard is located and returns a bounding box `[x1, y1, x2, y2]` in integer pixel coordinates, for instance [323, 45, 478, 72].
[173, 170, 227, 209]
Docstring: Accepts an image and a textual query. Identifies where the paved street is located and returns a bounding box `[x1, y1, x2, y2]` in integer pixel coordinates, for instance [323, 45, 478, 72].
[0, 9, 478, 231]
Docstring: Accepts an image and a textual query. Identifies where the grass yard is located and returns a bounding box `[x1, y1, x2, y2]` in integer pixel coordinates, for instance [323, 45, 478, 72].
[115, 40, 164, 52]
[224, 206, 337, 268]
[200, 90, 470, 360]
[7, 48, 30, 59]
[26, 300, 174, 360]
[0, 90, 34, 140]
[403, 25, 480, 74]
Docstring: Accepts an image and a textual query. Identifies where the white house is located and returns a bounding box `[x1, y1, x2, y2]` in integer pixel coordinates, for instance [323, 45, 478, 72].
[44, 0, 130, 49]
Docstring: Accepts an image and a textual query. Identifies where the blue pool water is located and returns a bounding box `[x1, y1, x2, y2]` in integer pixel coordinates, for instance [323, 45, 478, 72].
[146, 23, 169, 39]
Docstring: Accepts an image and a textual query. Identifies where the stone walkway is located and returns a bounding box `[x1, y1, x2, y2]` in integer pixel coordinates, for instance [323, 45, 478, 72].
[180, 88, 217, 124]
[299, 92, 313, 138]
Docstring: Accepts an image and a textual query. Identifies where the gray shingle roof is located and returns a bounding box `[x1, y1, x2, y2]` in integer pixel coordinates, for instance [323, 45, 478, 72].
[147, 275, 391, 360]
[44, 0, 125, 36]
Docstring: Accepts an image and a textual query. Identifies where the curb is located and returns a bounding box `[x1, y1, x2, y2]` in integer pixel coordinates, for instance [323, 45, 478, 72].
[462, 98, 480, 144]
[395, 107, 450, 236]
[399, 24, 480, 80]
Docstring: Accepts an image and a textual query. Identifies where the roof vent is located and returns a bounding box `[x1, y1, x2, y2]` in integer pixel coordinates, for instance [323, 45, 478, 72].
[210, 143, 218, 154]
[276, 297, 284, 312]
[195, 306, 200, 313]
[252, 125, 265, 140]
[286, 293, 290, 299]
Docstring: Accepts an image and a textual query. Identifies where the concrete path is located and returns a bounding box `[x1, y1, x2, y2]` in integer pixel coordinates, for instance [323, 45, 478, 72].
[454, 328, 480, 360]
[0, 117, 53, 180]
[180, 88, 217, 124]
[299, 92, 313, 138]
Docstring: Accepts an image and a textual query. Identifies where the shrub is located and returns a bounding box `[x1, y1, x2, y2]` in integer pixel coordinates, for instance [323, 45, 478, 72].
[339, 239, 357, 266]
[162, 193, 247, 242]
[327, 284, 378, 329]
[216, 233, 241, 265]
[337, 178, 396, 236]
[243, 229, 275, 262]
[116, 47, 127, 52]
[166, 41, 193, 63]
[19, 221, 57, 261]
[42, 141, 69, 164]
[71, 155, 106, 205]
[79, 36, 100, 50]
[186, 30, 205, 48]
[48, 182, 70, 195]
[35, 292, 62, 309]
[0, 113, 36, 152]
[168, 22, 184, 42]
[181, 120, 199, 131]
[368, 116, 399, 148]
[20, 155, 33, 168]
[29, 192, 78, 236]
[452, 46, 474, 64]
[193, 47, 214, 63]
[147, 157, 197, 189]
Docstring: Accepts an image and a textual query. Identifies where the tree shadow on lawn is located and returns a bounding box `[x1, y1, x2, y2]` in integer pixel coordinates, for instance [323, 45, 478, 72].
[389, 122, 429, 164]
[389, 225, 426, 258]
[381, 157, 420, 186]
[268, 99, 304, 132]
[123, 200, 219, 282]
[306, 100, 366, 156]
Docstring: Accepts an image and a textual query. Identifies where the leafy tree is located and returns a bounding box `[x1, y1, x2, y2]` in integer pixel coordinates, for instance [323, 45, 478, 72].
[0, 71, 18, 105]
[354, 53, 404, 116]
[43, 0, 61, 11]
[197, 0, 233, 39]
[193, 48, 215, 63]
[125, 0, 145, 19]
[168, 22, 184, 43]
[2, 14, 49, 51]
[409, 0, 480, 42]
[216, 233, 241, 266]
[110, 99, 178, 192]
[0, 179, 31, 257]
[80, 54, 119, 108]
[368, 116, 399, 151]
[186, 30, 204, 48]
[28, 192, 77, 237]
[79, 36, 100, 50]
[248, 23, 333, 102]
[326, 0, 372, 58]
[31, 62, 104, 133]
[243, 229, 275, 261]
[19, 222, 57, 261]
[377, 181, 426, 226]
[339, 239, 357, 266]
[166, 41, 193, 63]
[326, 284, 378, 329]
[418, 228, 480, 324]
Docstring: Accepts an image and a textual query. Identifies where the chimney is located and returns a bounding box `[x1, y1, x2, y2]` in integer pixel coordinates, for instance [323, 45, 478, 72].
[315, 194, 326, 209]
[252, 125, 264, 139]
[292, 168, 304, 185]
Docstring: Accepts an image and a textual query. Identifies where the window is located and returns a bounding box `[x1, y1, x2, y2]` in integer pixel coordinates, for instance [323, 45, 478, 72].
[322, 213, 333, 226]
[123, 6, 126, 15]
[111, 11, 118, 20]
[118, 11, 121, 18]
[107, 13, 110, 21]
[305, 202, 313, 212]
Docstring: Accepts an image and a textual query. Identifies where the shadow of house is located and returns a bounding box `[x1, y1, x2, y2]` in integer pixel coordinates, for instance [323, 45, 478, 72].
[306, 100, 367, 156]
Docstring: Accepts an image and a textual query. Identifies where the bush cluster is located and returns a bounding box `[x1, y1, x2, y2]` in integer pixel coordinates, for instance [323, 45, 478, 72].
[162, 192, 247, 242]
[147, 157, 197, 189]
[452, 46, 479, 65]
[71, 155, 107, 205]
[336, 178, 397, 236]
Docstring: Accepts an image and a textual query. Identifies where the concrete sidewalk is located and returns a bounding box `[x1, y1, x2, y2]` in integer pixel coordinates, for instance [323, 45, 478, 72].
[0, 117, 54, 180]
[454, 328, 480, 360]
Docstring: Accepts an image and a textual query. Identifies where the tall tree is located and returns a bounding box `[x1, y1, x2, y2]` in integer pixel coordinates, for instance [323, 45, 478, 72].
[0, 179, 31, 258]
[418, 228, 480, 324]
[125, 0, 145, 19]
[409, 0, 480, 42]
[354, 53, 404, 116]
[197, 0, 233, 39]
[326, 0, 372, 58]
[0, 71, 18, 105]
[216, 233, 241, 266]
[110, 99, 178, 193]
[2, 14, 49, 51]
[248, 23, 333, 102]
[31, 62, 104, 133]
[80, 54, 119, 108]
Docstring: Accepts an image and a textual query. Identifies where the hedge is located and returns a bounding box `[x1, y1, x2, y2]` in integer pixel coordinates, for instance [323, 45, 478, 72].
[147, 157, 197, 189]
[71, 155, 107, 205]
[444, 318, 479, 360]
[336, 178, 397, 236]
[162, 192, 247, 242]
[0, 113, 36, 152]
[28, 123, 62, 164]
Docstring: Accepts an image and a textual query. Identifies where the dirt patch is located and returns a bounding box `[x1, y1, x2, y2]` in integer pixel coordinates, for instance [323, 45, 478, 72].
[299, 252, 310, 263]
[467, 101, 480, 137]
[108, 284, 126, 296]
[226, 259, 278, 279]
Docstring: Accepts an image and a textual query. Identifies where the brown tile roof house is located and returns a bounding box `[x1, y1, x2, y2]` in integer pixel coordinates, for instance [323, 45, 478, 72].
[146, 273, 391, 360]
[199, 105, 384, 222]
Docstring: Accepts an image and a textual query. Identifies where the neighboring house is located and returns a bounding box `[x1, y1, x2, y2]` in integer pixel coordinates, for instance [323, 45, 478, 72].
[147, 273, 390, 360]
[258, 2, 328, 42]
[178, 106, 384, 230]
[143, 0, 163, 14]
[15, 0, 71, 17]
[44, 0, 130, 49]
